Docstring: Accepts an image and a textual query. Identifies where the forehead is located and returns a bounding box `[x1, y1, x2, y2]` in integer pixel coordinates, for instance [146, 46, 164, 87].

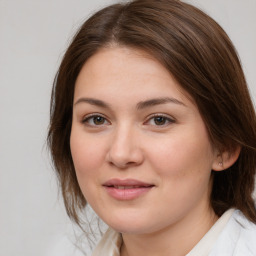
[77, 46, 172, 84]
[74, 46, 193, 104]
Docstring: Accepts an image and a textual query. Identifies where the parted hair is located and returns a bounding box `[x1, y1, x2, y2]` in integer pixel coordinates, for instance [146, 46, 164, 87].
[48, 0, 256, 225]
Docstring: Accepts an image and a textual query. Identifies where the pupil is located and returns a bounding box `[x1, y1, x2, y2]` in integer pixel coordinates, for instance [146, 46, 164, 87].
[94, 116, 104, 125]
[154, 116, 165, 125]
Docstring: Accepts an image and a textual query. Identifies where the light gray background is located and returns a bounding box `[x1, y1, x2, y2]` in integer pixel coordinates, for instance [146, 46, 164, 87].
[0, 0, 255, 256]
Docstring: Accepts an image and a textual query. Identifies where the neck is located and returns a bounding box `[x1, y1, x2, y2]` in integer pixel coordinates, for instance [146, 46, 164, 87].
[120, 206, 218, 256]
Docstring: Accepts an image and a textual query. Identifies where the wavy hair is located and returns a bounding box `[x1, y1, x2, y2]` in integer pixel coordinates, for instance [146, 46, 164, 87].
[48, 0, 256, 225]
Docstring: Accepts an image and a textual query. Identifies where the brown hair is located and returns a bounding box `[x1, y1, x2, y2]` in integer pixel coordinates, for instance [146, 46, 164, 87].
[48, 0, 256, 225]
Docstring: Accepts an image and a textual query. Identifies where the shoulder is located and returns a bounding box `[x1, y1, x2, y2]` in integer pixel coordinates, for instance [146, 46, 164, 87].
[232, 210, 256, 254]
[210, 209, 256, 255]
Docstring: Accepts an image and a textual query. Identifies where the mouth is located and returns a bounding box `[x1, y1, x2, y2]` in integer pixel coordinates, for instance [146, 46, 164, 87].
[109, 185, 151, 189]
[103, 179, 155, 200]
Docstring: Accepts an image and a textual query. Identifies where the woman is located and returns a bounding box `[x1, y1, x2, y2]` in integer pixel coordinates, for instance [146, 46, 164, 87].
[48, 0, 256, 255]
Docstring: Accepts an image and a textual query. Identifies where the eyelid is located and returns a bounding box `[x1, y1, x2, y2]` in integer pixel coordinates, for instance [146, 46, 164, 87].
[80, 112, 175, 127]
[81, 113, 111, 125]
[144, 113, 176, 125]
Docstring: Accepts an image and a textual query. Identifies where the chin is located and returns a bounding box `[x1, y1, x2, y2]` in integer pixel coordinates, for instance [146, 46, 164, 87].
[105, 216, 158, 235]
[111, 225, 149, 235]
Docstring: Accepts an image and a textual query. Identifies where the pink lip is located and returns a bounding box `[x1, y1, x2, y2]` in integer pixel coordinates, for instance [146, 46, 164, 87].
[103, 179, 154, 200]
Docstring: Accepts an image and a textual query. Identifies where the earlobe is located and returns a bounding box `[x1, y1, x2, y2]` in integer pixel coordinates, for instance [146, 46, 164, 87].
[212, 146, 241, 171]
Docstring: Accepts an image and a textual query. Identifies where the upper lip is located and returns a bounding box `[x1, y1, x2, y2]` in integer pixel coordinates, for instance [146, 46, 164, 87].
[103, 179, 154, 187]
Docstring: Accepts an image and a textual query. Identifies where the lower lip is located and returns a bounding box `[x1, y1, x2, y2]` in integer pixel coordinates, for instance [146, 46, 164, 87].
[104, 186, 153, 200]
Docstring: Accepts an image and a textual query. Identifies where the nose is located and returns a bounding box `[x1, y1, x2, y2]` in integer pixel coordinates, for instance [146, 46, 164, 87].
[106, 124, 144, 169]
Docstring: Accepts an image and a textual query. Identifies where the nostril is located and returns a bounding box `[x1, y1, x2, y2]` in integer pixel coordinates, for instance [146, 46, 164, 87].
[106, 140, 144, 168]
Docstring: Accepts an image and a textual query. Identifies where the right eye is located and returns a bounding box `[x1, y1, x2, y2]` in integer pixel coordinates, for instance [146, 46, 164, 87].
[82, 114, 110, 127]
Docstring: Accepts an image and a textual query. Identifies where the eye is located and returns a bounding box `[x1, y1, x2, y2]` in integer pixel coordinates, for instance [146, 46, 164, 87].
[146, 114, 175, 126]
[82, 114, 110, 126]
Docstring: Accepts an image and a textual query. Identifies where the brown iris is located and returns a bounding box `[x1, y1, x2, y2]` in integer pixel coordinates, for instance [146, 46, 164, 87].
[93, 116, 105, 125]
[154, 116, 166, 125]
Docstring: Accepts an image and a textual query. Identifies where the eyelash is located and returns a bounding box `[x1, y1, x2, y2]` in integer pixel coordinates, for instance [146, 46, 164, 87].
[82, 113, 110, 126]
[145, 114, 175, 127]
[81, 113, 175, 127]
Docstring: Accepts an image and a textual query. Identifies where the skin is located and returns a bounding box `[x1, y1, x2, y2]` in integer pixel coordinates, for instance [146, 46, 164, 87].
[70, 46, 221, 256]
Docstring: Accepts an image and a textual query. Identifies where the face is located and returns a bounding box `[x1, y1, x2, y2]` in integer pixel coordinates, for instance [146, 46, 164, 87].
[70, 47, 219, 235]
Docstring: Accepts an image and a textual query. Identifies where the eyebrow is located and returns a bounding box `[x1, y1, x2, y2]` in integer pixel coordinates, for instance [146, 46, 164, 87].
[136, 97, 186, 109]
[74, 98, 111, 108]
[74, 97, 186, 109]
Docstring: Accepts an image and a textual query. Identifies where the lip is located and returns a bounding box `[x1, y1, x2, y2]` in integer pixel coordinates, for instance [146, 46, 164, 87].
[103, 179, 154, 200]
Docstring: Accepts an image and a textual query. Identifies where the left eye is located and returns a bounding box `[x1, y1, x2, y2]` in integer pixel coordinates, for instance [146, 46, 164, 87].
[82, 115, 109, 126]
[146, 115, 175, 126]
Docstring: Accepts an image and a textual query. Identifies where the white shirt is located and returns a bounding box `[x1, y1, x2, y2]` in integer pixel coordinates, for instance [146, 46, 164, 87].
[92, 209, 256, 256]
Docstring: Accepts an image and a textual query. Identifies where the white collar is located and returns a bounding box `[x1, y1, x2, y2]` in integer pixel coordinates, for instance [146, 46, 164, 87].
[92, 209, 235, 256]
[186, 209, 234, 256]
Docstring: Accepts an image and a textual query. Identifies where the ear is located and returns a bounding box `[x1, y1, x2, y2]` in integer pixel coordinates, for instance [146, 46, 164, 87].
[212, 146, 241, 171]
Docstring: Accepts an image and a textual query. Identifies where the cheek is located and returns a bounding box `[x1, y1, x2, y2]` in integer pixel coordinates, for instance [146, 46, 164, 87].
[70, 129, 107, 205]
[70, 128, 105, 179]
[146, 131, 214, 214]
[146, 126, 214, 178]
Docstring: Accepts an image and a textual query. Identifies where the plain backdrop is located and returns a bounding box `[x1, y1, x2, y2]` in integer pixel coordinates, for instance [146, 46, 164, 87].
[0, 0, 255, 255]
